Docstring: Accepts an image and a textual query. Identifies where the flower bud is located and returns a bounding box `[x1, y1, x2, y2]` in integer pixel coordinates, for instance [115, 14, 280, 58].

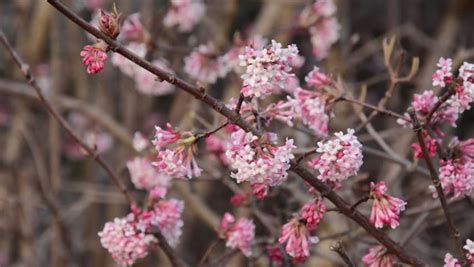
[98, 6, 121, 39]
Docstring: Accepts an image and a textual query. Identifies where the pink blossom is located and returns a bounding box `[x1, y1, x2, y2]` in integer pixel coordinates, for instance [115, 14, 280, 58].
[432, 159, 473, 199]
[261, 98, 296, 127]
[239, 40, 299, 98]
[98, 213, 157, 266]
[98, 9, 121, 39]
[267, 244, 283, 267]
[459, 61, 474, 81]
[154, 147, 202, 179]
[447, 81, 474, 115]
[220, 213, 255, 257]
[308, 129, 363, 184]
[163, 0, 205, 32]
[152, 123, 182, 150]
[362, 245, 394, 267]
[205, 134, 231, 166]
[126, 157, 171, 193]
[299, 0, 340, 60]
[225, 129, 295, 187]
[432, 57, 454, 87]
[305, 66, 332, 88]
[411, 130, 438, 158]
[293, 87, 330, 136]
[444, 253, 461, 267]
[369, 181, 406, 229]
[278, 218, 319, 263]
[149, 199, 184, 247]
[251, 183, 269, 199]
[121, 13, 145, 41]
[132, 132, 150, 152]
[300, 197, 326, 230]
[184, 43, 231, 84]
[230, 193, 249, 207]
[152, 123, 202, 179]
[80, 43, 108, 74]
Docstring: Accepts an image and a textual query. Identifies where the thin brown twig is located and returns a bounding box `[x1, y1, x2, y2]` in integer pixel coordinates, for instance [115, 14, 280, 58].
[330, 240, 356, 267]
[45, 2, 425, 264]
[337, 96, 407, 121]
[408, 108, 468, 266]
[197, 239, 220, 267]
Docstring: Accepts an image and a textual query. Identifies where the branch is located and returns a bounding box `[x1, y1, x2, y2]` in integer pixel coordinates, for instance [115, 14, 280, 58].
[330, 241, 355, 267]
[337, 96, 407, 121]
[408, 108, 468, 266]
[45, 2, 424, 265]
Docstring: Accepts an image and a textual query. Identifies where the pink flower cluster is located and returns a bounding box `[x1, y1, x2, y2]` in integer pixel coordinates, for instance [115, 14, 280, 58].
[299, 0, 340, 60]
[80, 43, 108, 74]
[362, 245, 394, 267]
[149, 199, 185, 247]
[293, 87, 330, 136]
[225, 129, 295, 188]
[369, 181, 406, 229]
[400, 57, 474, 127]
[300, 197, 326, 230]
[410, 130, 438, 158]
[432, 57, 454, 87]
[431, 137, 474, 200]
[152, 123, 202, 179]
[220, 213, 255, 257]
[278, 218, 319, 263]
[163, 0, 205, 32]
[308, 129, 363, 186]
[98, 212, 157, 266]
[121, 13, 146, 42]
[443, 239, 474, 267]
[126, 157, 171, 198]
[239, 40, 299, 98]
[184, 43, 233, 84]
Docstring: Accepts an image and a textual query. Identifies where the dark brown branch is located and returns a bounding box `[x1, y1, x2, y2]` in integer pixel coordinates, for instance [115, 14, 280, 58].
[408, 108, 468, 266]
[45, 2, 424, 265]
[350, 196, 370, 212]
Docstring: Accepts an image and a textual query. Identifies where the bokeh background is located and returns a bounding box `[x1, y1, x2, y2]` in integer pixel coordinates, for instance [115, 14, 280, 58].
[1, 0, 474, 266]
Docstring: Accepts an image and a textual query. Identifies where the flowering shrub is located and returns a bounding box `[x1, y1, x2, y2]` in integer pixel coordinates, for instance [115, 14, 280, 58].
[2, 0, 474, 267]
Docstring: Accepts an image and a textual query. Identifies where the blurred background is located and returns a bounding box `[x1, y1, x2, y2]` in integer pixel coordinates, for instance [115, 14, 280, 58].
[1, 0, 474, 266]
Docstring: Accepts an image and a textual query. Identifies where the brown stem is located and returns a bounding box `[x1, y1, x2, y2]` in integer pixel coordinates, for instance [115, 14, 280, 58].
[153, 230, 189, 267]
[350, 196, 370, 212]
[0, 29, 186, 267]
[45, 2, 425, 265]
[337, 96, 407, 121]
[408, 108, 468, 266]
[197, 239, 220, 267]
[330, 240, 355, 267]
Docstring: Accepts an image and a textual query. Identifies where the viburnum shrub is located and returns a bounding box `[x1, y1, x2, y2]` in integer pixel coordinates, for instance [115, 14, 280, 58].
[2, 0, 474, 266]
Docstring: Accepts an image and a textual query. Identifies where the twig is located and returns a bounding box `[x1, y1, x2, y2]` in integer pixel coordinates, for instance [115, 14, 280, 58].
[197, 239, 220, 267]
[350, 196, 370, 212]
[44, 2, 425, 265]
[408, 108, 468, 266]
[330, 241, 355, 267]
[153, 230, 189, 267]
[337, 96, 407, 121]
